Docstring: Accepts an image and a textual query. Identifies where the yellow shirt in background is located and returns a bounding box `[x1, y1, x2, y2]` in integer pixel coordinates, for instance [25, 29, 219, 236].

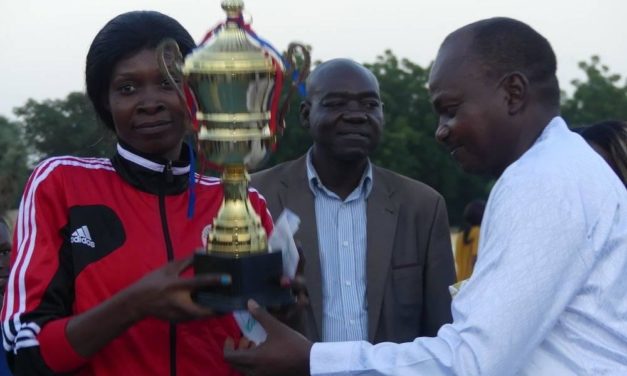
[455, 226, 480, 281]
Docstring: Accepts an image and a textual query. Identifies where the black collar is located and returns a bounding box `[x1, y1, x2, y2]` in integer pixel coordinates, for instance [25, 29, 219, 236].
[111, 142, 191, 195]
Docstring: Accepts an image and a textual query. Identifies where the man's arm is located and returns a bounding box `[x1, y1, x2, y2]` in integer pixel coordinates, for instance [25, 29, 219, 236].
[314, 176, 595, 374]
[225, 174, 597, 375]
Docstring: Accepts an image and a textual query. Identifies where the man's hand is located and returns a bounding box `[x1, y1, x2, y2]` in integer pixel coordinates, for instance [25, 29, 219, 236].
[224, 299, 313, 376]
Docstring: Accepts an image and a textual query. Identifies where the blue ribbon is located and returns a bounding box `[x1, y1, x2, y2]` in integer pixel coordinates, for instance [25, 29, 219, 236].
[245, 30, 306, 96]
[187, 142, 196, 219]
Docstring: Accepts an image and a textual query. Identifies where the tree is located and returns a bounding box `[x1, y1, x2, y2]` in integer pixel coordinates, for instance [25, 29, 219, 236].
[265, 51, 491, 225]
[264, 86, 311, 168]
[0, 116, 29, 212]
[15, 92, 115, 161]
[366, 51, 491, 225]
[561, 56, 627, 127]
[262, 50, 316, 168]
[12, 53, 625, 225]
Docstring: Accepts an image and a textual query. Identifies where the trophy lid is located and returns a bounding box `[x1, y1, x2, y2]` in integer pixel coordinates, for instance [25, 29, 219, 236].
[221, 0, 244, 17]
[183, 0, 275, 75]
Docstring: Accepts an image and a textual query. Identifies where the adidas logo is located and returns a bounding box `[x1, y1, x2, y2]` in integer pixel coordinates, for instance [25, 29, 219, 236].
[70, 225, 95, 248]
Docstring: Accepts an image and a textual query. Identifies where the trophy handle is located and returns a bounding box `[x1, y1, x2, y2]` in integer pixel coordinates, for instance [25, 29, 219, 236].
[156, 38, 187, 110]
[277, 43, 311, 133]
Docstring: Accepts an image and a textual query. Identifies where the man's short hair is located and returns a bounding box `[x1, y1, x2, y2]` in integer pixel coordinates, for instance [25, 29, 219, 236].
[446, 17, 560, 108]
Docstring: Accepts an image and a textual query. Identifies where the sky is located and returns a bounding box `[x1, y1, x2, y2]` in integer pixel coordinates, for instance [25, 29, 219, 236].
[1, 0, 626, 119]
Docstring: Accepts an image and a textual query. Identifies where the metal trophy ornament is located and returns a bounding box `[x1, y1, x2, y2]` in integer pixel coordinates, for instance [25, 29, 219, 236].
[157, 0, 310, 311]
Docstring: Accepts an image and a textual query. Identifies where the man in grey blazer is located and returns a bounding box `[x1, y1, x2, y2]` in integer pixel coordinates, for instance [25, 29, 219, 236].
[251, 58, 455, 344]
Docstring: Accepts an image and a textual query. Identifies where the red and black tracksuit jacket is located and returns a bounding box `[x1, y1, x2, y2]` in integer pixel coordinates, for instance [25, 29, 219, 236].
[1, 143, 273, 375]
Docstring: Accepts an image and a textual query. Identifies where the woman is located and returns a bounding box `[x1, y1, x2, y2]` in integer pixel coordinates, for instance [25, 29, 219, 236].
[579, 120, 627, 187]
[0, 216, 11, 376]
[0, 11, 272, 375]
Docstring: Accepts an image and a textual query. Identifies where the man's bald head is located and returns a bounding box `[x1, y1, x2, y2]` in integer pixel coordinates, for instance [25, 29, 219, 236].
[305, 59, 380, 100]
[299, 58, 384, 163]
[440, 17, 560, 109]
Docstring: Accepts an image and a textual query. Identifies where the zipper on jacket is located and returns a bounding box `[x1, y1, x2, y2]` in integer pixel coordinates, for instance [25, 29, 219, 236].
[159, 168, 176, 376]
[165, 161, 174, 184]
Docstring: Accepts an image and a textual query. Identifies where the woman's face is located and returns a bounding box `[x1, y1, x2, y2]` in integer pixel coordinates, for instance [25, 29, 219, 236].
[107, 48, 188, 160]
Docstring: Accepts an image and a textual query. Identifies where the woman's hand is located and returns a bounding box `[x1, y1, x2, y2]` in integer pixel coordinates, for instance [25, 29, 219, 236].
[127, 256, 231, 322]
[269, 246, 309, 324]
[67, 256, 230, 357]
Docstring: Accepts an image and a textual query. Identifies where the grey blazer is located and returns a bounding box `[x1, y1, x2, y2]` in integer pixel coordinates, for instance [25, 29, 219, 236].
[251, 155, 455, 343]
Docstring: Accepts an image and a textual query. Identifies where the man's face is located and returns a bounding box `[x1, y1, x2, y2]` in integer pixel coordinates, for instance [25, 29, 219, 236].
[428, 37, 517, 176]
[302, 63, 384, 162]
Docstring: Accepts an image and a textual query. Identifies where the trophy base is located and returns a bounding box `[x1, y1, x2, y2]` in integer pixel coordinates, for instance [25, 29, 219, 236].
[193, 251, 294, 312]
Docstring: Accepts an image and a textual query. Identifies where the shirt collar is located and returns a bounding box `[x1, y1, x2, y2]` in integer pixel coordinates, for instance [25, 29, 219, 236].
[306, 148, 373, 200]
[111, 142, 191, 195]
[116, 142, 190, 175]
[535, 116, 568, 145]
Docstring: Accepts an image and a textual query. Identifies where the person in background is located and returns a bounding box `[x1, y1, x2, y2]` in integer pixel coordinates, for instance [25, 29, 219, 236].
[0, 216, 11, 376]
[223, 17, 627, 376]
[0, 11, 273, 375]
[251, 58, 455, 344]
[454, 199, 485, 281]
[0, 216, 10, 298]
[579, 120, 627, 186]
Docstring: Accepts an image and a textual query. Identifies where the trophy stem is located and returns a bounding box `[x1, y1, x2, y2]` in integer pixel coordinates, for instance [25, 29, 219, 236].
[187, 0, 306, 310]
[206, 164, 267, 255]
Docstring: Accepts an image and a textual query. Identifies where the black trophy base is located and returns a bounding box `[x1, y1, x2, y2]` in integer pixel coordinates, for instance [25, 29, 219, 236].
[193, 251, 294, 312]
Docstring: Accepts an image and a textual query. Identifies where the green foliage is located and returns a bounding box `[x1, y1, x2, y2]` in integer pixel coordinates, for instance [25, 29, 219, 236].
[267, 53, 627, 225]
[15, 92, 115, 160]
[366, 51, 491, 225]
[0, 116, 29, 213]
[561, 56, 627, 128]
[263, 51, 492, 225]
[3, 53, 626, 223]
[262, 47, 315, 167]
[262, 82, 311, 167]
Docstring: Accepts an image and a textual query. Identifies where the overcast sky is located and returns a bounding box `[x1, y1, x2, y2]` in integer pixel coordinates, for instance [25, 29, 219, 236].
[1, 0, 626, 119]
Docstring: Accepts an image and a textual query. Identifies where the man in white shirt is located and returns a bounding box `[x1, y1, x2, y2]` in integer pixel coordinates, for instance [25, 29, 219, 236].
[223, 17, 627, 376]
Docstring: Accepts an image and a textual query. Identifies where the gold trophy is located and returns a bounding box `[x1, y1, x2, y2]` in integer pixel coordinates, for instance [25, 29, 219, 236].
[157, 0, 310, 311]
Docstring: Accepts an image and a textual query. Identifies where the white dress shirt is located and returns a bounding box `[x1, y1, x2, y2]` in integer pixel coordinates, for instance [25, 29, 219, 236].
[307, 151, 373, 342]
[310, 117, 627, 375]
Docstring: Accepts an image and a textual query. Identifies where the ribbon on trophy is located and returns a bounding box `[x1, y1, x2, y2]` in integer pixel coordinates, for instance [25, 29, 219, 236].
[193, 13, 309, 137]
[157, 1, 311, 344]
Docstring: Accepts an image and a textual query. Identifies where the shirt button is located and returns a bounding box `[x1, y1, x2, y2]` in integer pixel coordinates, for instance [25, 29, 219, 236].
[349, 319, 355, 325]
[345, 280, 352, 286]
[342, 241, 349, 247]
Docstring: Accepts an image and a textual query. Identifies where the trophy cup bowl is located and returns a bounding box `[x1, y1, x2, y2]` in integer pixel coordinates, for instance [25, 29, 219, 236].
[157, 0, 310, 312]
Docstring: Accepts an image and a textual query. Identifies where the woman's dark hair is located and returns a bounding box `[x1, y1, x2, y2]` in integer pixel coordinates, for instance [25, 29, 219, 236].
[86, 11, 196, 130]
[579, 120, 627, 186]
[462, 199, 486, 244]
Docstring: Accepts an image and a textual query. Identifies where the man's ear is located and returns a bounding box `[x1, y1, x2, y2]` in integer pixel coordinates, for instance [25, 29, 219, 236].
[299, 101, 311, 129]
[500, 72, 528, 115]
